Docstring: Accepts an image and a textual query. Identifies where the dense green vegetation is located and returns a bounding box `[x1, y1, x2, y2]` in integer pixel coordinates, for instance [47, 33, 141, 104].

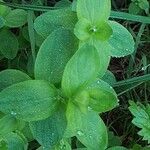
[0, 0, 150, 149]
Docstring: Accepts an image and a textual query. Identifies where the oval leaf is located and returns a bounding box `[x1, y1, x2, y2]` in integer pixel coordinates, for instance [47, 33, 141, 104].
[0, 29, 19, 59]
[86, 79, 119, 113]
[5, 9, 27, 28]
[30, 105, 67, 149]
[77, 0, 111, 23]
[0, 69, 31, 91]
[65, 101, 108, 150]
[62, 43, 100, 97]
[108, 21, 135, 57]
[34, 7, 77, 38]
[0, 80, 58, 121]
[35, 28, 78, 84]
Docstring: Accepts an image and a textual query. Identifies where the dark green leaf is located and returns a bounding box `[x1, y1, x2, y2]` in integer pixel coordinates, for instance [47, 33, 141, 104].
[0, 69, 31, 91]
[0, 80, 58, 121]
[35, 28, 78, 84]
[34, 7, 77, 38]
[5, 9, 27, 27]
[0, 29, 19, 59]
[30, 105, 67, 149]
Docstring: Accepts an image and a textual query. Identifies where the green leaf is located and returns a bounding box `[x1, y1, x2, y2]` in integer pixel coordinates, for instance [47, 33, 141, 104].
[54, 139, 71, 150]
[0, 29, 19, 59]
[0, 16, 5, 28]
[0, 115, 18, 138]
[129, 2, 142, 15]
[129, 101, 150, 143]
[35, 28, 78, 84]
[108, 131, 121, 147]
[3, 132, 28, 150]
[30, 105, 67, 149]
[86, 79, 119, 113]
[138, 0, 149, 10]
[76, 0, 111, 23]
[0, 80, 58, 122]
[5, 9, 27, 28]
[55, 0, 71, 7]
[62, 43, 100, 97]
[34, 7, 77, 38]
[108, 21, 135, 57]
[65, 101, 108, 150]
[101, 70, 116, 86]
[107, 146, 128, 150]
[0, 69, 31, 91]
[0, 5, 11, 17]
[74, 19, 112, 42]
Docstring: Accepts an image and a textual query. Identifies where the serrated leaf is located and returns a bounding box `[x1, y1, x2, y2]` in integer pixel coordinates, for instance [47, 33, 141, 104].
[62, 43, 100, 97]
[86, 79, 118, 113]
[129, 101, 150, 143]
[76, 0, 111, 23]
[108, 21, 135, 57]
[34, 7, 77, 38]
[0, 80, 58, 122]
[35, 28, 78, 84]
[65, 101, 108, 150]
[0, 69, 31, 91]
[0, 29, 19, 59]
[5, 9, 27, 27]
[30, 105, 67, 149]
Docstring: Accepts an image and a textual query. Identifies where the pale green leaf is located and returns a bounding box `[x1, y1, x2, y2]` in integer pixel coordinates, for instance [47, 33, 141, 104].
[62, 43, 100, 97]
[65, 101, 108, 150]
[76, 0, 111, 23]
[34, 7, 77, 38]
[35, 28, 78, 84]
[108, 21, 135, 57]
[0, 80, 58, 121]
[5, 9, 27, 28]
[0, 29, 19, 59]
[0, 69, 31, 91]
[30, 105, 67, 149]
[0, 5, 11, 17]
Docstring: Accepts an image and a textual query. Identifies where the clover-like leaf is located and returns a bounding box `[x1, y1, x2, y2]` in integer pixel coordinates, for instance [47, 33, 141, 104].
[35, 28, 78, 84]
[0, 80, 58, 121]
[108, 21, 135, 57]
[34, 7, 77, 38]
[62, 43, 100, 97]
